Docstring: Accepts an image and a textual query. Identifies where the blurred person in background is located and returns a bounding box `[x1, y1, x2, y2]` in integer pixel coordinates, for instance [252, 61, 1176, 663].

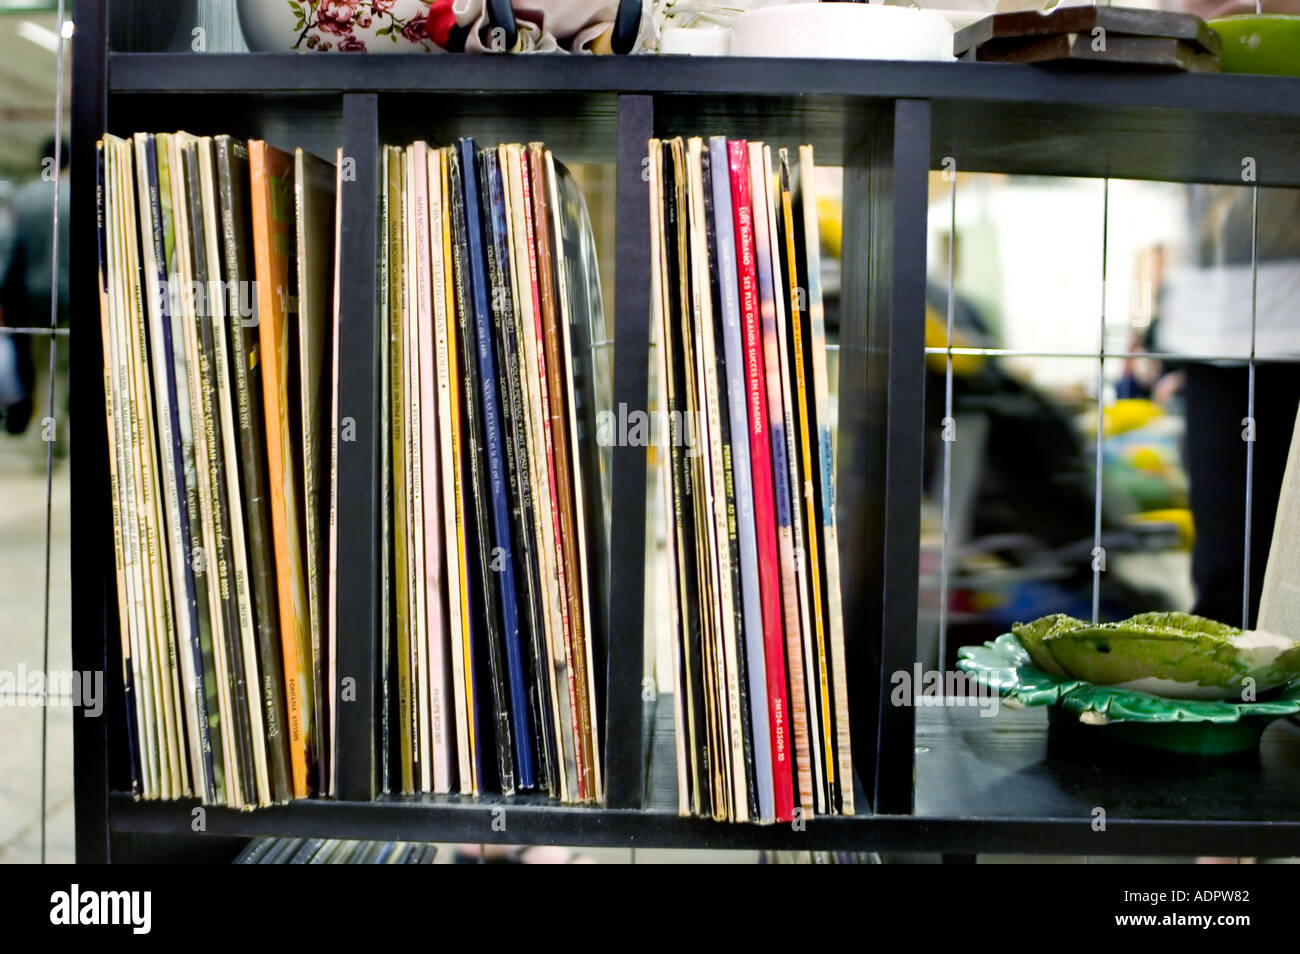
[1157, 183, 1300, 629]
[0, 137, 70, 464]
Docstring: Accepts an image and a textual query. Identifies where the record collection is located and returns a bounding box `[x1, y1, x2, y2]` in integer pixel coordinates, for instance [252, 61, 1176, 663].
[648, 137, 853, 823]
[95, 132, 340, 806]
[382, 140, 610, 801]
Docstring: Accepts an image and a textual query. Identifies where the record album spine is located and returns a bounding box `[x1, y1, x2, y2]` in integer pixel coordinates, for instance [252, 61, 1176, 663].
[387, 146, 414, 794]
[440, 148, 479, 795]
[798, 145, 853, 815]
[159, 133, 226, 803]
[546, 153, 604, 801]
[501, 144, 561, 798]
[646, 138, 690, 816]
[701, 144, 760, 823]
[749, 141, 809, 820]
[661, 141, 714, 818]
[185, 141, 257, 806]
[758, 143, 815, 818]
[429, 146, 472, 795]
[215, 136, 292, 804]
[137, 133, 209, 801]
[517, 145, 572, 803]
[198, 137, 271, 807]
[98, 139, 145, 798]
[730, 138, 793, 823]
[451, 142, 517, 794]
[482, 147, 548, 792]
[249, 140, 313, 798]
[411, 141, 454, 793]
[780, 149, 832, 813]
[528, 143, 586, 802]
[688, 139, 754, 823]
[709, 135, 773, 821]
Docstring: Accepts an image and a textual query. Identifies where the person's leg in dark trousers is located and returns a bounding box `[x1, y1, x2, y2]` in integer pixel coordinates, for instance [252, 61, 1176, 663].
[1183, 362, 1300, 628]
[3, 331, 35, 435]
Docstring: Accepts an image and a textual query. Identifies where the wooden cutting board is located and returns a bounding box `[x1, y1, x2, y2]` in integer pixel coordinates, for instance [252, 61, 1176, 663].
[958, 33, 1220, 71]
[954, 6, 1221, 57]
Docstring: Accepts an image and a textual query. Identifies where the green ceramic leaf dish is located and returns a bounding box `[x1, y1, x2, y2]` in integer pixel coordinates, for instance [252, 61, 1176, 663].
[1010, 611, 1300, 699]
[957, 633, 1300, 754]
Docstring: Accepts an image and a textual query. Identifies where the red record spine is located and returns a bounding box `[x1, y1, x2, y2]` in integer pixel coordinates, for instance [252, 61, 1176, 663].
[727, 140, 793, 822]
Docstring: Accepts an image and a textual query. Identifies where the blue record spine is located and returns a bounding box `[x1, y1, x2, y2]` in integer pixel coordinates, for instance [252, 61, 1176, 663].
[457, 138, 536, 789]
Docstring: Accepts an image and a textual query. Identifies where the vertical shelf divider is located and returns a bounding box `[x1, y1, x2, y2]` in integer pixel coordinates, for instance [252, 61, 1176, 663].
[604, 93, 655, 809]
[839, 97, 931, 815]
[70, 0, 112, 864]
[334, 92, 382, 801]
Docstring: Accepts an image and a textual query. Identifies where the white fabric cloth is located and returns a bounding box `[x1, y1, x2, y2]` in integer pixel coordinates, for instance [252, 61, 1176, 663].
[1258, 403, 1300, 638]
[450, 0, 620, 51]
[1157, 260, 1300, 359]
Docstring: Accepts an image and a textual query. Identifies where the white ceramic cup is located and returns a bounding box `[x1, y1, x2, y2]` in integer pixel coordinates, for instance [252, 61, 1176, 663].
[660, 26, 733, 55]
[728, 3, 955, 60]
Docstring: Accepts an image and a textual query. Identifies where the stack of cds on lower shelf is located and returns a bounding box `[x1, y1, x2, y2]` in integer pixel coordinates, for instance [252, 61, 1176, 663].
[382, 140, 609, 802]
[648, 137, 852, 823]
[233, 838, 437, 864]
[96, 133, 341, 807]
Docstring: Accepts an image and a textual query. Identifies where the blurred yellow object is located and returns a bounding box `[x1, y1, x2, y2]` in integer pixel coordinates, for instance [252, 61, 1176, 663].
[1131, 446, 1165, 474]
[1104, 398, 1162, 436]
[923, 305, 984, 376]
[971, 590, 1005, 612]
[1132, 508, 1195, 551]
[818, 196, 841, 259]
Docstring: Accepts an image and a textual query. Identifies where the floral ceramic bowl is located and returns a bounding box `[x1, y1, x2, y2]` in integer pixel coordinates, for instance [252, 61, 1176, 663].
[238, 0, 436, 52]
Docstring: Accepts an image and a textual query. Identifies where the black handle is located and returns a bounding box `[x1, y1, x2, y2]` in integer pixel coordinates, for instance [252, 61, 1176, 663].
[612, 0, 642, 53]
[485, 0, 518, 51]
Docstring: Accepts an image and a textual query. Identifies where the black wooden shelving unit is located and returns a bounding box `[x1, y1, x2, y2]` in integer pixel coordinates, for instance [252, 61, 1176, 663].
[71, 0, 1300, 862]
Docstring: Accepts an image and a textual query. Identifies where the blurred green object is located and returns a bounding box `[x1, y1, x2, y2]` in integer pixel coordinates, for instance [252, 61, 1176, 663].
[957, 632, 1300, 754]
[1209, 15, 1300, 76]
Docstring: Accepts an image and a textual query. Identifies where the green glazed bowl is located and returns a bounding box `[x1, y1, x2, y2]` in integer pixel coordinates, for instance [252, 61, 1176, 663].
[1210, 15, 1300, 76]
[957, 633, 1300, 754]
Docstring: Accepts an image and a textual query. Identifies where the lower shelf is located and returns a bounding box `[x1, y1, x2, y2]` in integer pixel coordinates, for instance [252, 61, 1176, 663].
[106, 706, 1300, 857]
[915, 702, 1300, 827]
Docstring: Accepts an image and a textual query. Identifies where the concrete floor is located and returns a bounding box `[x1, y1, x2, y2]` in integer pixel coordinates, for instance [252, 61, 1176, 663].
[0, 429, 75, 863]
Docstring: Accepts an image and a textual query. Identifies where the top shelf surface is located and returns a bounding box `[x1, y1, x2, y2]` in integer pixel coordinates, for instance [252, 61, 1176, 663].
[110, 53, 1300, 113]
[109, 55, 1300, 184]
